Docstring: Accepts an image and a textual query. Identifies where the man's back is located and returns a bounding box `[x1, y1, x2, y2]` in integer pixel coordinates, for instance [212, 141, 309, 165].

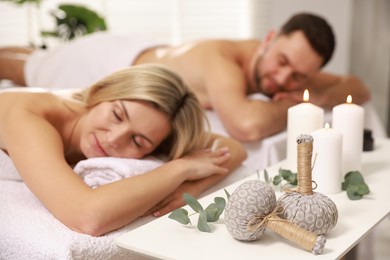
[134, 39, 260, 108]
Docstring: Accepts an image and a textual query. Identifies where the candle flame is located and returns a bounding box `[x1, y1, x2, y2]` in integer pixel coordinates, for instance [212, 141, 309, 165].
[324, 123, 330, 129]
[346, 95, 352, 104]
[303, 89, 309, 102]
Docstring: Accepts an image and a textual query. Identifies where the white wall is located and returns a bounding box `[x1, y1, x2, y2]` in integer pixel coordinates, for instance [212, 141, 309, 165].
[0, 0, 261, 47]
[350, 0, 390, 135]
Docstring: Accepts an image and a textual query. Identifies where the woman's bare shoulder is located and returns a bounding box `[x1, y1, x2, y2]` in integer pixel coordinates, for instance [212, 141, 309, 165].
[0, 91, 58, 110]
[0, 90, 74, 123]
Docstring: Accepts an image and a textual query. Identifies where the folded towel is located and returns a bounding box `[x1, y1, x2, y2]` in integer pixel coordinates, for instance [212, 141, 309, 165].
[73, 156, 164, 188]
[1, 148, 164, 188]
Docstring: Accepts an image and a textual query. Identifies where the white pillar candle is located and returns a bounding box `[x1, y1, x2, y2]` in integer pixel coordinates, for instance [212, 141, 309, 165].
[286, 90, 324, 172]
[332, 95, 364, 174]
[311, 123, 343, 194]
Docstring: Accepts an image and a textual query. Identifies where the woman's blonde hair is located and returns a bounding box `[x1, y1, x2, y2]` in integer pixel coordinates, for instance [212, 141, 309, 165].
[75, 64, 210, 160]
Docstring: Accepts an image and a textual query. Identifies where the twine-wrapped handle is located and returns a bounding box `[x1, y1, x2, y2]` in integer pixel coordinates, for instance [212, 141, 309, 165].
[248, 206, 326, 255]
[297, 134, 314, 195]
[265, 215, 326, 255]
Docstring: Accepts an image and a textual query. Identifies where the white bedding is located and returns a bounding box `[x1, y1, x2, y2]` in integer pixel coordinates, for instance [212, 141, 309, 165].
[0, 180, 155, 260]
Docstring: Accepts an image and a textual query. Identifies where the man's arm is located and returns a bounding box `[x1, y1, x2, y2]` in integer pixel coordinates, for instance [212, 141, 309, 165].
[205, 60, 297, 142]
[307, 72, 370, 109]
[273, 72, 371, 110]
[215, 94, 295, 142]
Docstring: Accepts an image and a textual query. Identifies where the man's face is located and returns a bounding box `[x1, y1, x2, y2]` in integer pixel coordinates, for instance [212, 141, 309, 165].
[252, 31, 323, 96]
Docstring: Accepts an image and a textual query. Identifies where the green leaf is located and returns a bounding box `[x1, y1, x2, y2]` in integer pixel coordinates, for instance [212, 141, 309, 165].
[183, 193, 203, 212]
[197, 211, 211, 232]
[214, 197, 226, 216]
[264, 169, 270, 183]
[346, 184, 363, 200]
[205, 203, 219, 222]
[280, 168, 292, 179]
[341, 180, 349, 191]
[273, 175, 282, 185]
[224, 189, 230, 199]
[356, 182, 370, 195]
[168, 208, 191, 225]
[280, 168, 297, 185]
[342, 171, 370, 200]
[344, 171, 365, 184]
[287, 173, 298, 185]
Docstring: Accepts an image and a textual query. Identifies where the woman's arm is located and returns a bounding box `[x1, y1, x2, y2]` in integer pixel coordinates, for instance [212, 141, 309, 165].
[146, 133, 247, 217]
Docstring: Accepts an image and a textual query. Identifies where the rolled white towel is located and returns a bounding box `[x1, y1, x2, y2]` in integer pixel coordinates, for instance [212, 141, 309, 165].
[1, 147, 164, 187]
[73, 156, 164, 188]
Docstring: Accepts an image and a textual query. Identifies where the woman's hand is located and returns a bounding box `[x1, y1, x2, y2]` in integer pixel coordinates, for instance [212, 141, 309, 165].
[180, 146, 231, 181]
[143, 147, 231, 217]
[144, 135, 246, 218]
[146, 147, 231, 217]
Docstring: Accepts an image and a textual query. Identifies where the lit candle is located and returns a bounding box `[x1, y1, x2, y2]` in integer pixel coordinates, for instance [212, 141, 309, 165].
[286, 90, 324, 172]
[332, 95, 364, 174]
[311, 123, 343, 194]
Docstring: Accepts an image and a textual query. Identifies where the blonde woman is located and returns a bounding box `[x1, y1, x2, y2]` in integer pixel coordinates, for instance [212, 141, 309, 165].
[0, 64, 246, 236]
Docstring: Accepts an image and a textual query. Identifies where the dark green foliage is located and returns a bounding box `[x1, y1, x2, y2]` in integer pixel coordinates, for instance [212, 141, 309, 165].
[41, 4, 107, 41]
[342, 171, 370, 200]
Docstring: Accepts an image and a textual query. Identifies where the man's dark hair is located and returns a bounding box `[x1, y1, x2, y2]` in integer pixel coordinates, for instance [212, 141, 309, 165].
[280, 13, 335, 67]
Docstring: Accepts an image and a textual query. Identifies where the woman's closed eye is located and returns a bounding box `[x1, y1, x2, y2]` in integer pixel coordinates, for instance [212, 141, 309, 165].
[132, 135, 142, 148]
[113, 107, 123, 122]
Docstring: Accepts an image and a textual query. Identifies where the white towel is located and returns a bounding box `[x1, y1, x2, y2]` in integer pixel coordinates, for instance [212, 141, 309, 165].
[0, 180, 155, 260]
[73, 156, 164, 188]
[1, 148, 164, 187]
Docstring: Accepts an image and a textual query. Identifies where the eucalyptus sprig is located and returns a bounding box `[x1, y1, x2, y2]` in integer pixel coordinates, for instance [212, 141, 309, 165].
[168, 191, 229, 232]
[260, 168, 297, 190]
[342, 171, 370, 200]
[260, 167, 370, 200]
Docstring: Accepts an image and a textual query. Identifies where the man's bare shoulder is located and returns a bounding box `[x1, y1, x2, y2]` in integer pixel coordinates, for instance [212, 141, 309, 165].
[194, 39, 260, 53]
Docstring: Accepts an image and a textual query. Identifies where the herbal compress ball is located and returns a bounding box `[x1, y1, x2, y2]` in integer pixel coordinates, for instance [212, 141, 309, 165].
[277, 192, 338, 235]
[224, 180, 326, 255]
[224, 180, 276, 241]
[277, 134, 338, 235]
